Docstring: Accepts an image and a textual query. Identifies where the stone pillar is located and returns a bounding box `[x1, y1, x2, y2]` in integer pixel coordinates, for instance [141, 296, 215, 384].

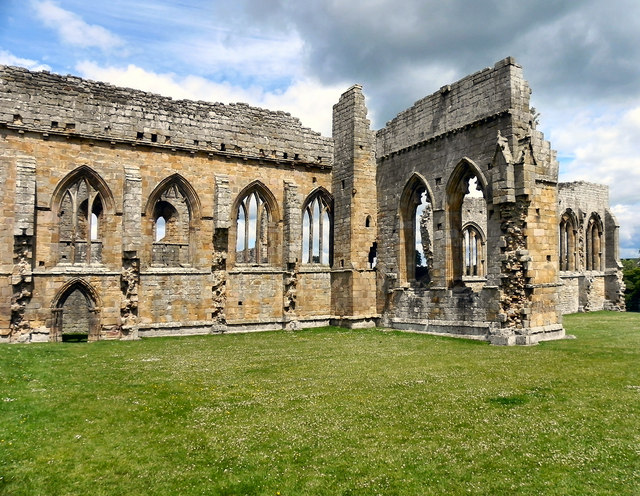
[211, 174, 231, 330]
[10, 157, 37, 342]
[330, 85, 378, 327]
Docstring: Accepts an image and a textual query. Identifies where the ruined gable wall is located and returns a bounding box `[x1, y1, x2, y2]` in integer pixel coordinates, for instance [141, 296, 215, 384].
[375, 57, 564, 343]
[377, 57, 521, 158]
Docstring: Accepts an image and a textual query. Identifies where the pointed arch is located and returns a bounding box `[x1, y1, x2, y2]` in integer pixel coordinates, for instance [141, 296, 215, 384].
[144, 173, 202, 220]
[398, 173, 435, 284]
[52, 166, 114, 265]
[146, 174, 201, 267]
[585, 212, 603, 271]
[231, 181, 280, 265]
[445, 158, 489, 287]
[50, 278, 101, 342]
[51, 165, 115, 214]
[302, 187, 333, 265]
[559, 208, 578, 271]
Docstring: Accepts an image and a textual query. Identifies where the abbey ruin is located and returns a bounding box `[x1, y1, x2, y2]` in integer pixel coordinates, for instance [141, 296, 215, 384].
[0, 57, 625, 345]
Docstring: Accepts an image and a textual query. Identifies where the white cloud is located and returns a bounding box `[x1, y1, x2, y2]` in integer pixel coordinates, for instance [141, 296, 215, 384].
[75, 61, 343, 135]
[32, 0, 124, 51]
[0, 50, 50, 71]
[552, 105, 640, 257]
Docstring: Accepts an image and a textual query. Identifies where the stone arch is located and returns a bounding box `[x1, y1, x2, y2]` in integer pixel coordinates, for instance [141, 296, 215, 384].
[585, 212, 603, 271]
[230, 180, 280, 266]
[301, 187, 333, 265]
[145, 174, 201, 267]
[51, 166, 115, 265]
[445, 158, 488, 287]
[398, 173, 435, 284]
[51, 165, 116, 214]
[559, 208, 578, 271]
[50, 278, 101, 342]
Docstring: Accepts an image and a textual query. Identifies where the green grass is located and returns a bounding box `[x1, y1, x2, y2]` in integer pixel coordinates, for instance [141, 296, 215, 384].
[1, 312, 639, 495]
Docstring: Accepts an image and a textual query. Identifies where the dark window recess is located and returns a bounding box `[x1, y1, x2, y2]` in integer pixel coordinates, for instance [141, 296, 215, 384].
[283, 152, 288, 159]
[368, 242, 378, 268]
[294, 153, 299, 160]
[65, 123, 75, 131]
[151, 134, 157, 142]
[136, 132, 144, 139]
[220, 143, 226, 151]
[51, 121, 58, 128]
[193, 139, 199, 146]
[435, 177, 442, 185]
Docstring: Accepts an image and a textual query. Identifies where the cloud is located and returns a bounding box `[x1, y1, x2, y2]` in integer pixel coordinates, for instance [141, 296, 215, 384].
[0, 50, 50, 71]
[238, 0, 640, 126]
[75, 61, 343, 135]
[32, 0, 124, 51]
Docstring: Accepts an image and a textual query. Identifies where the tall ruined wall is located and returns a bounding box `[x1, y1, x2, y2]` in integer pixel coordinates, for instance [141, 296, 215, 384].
[375, 57, 564, 344]
[0, 65, 335, 342]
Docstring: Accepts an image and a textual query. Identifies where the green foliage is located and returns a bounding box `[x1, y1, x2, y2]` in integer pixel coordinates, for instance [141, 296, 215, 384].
[622, 259, 640, 311]
[1, 314, 639, 495]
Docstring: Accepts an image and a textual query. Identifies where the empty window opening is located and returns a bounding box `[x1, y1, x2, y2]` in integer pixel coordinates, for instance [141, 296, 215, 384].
[155, 216, 166, 242]
[302, 193, 332, 265]
[136, 131, 144, 139]
[559, 211, 577, 271]
[365, 215, 372, 228]
[58, 177, 104, 265]
[368, 242, 378, 269]
[220, 143, 226, 151]
[236, 190, 270, 264]
[446, 163, 488, 288]
[585, 213, 603, 271]
[151, 183, 192, 267]
[151, 134, 158, 142]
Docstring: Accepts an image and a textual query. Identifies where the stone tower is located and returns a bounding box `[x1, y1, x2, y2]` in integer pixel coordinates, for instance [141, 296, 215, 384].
[330, 85, 378, 327]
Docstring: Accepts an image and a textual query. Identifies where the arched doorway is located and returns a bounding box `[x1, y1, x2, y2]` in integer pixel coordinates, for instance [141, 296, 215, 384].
[51, 280, 100, 342]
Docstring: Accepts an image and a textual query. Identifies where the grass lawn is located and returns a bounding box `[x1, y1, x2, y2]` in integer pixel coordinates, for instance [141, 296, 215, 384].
[1, 311, 639, 495]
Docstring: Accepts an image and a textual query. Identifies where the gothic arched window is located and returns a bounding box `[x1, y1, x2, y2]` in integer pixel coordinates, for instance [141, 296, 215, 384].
[235, 188, 272, 264]
[57, 175, 106, 264]
[559, 210, 577, 271]
[302, 191, 332, 265]
[586, 213, 603, 271]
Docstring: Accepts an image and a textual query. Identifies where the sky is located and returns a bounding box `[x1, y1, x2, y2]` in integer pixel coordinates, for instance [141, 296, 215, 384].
[1, 0, 639, 257]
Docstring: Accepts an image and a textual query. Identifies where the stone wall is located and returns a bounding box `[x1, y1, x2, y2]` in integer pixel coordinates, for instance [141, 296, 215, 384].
[0, 58, 625, 345]
[557, 181, 625, 313]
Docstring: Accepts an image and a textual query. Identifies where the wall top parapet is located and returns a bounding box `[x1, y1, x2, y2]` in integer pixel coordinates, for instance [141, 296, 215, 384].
[0, 65, 334, 167]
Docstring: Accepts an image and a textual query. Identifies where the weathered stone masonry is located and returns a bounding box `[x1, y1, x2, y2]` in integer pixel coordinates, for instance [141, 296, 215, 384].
[0, 57, 624, 344]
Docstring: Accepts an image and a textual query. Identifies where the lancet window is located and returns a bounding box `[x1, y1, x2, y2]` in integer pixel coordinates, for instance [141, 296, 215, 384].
[302, 192, 332, 265]
[559, 211, 577, 271]
[58, 177, 104, 264]
[236, 190, 271, 264]
[585, 213, 603, 271]
[151, 182, 192, 267]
